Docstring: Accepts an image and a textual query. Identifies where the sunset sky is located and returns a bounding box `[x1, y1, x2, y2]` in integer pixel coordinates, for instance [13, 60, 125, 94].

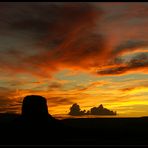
[0, 2, 148, 117]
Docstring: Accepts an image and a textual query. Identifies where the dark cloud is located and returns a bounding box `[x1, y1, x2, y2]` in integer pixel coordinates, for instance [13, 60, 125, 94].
[0, 3, 147, 80]
[112, 40, 148, 56]
[68, 103, 117, 116]
[97, 53, 148, 75]
[6, 3, 102, 46]
[0, 3, 106, 78]
[97, 66, 127, 75]
[68, 103, 86, 116]
[90, 104, 117, 115]
[105, 3, 148, 22]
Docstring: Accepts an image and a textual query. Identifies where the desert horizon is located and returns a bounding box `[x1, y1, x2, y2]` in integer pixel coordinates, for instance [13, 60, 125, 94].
[0, 2, 148, 146]
[0, 2, 148, 117]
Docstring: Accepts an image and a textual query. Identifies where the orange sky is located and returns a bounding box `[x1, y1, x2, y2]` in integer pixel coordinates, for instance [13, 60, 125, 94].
[0, 2, 148, 117]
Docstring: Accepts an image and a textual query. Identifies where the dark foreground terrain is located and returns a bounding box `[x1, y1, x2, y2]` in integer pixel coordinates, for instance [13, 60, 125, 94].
[0, 113, 148, 146]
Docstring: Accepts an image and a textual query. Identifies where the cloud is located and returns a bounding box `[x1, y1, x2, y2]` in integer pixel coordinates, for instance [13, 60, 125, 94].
[97, 53, 148, 75]
[68, 103, 117, 116]
[0, 3, 148, 78]
[90, 104, 117, 115]
[120, 85, 148, 94]
[0, 93, 21, 114]
[0, 3, 148, 115]
[47, 97, 74, 107]
[77, 81, 107, 92]
[0, 3, 108, 78]
[112, 40, 148, 57]
[48, 82, 62, 90]
[68, 103, 86, 116]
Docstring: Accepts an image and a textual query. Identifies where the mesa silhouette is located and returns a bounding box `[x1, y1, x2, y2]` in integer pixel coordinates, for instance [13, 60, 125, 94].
[0, 95, 73, 145]
[1, 95, 148, 146]
[15, 95, 67, 129]
[69, 103, 117, 116]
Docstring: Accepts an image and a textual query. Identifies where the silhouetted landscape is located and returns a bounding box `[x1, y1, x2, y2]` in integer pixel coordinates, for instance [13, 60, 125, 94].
[0, 2, 148, 147]
[0, 95, 148, 146]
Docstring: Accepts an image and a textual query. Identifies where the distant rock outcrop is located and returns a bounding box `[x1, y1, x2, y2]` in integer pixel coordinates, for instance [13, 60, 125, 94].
[68, 103, 117, 116]
[22, 95, 49, 121]
[14, 95, 67, 130]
